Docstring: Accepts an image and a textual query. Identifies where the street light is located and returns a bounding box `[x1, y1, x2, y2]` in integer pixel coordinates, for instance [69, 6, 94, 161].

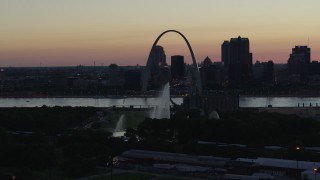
[296, 146, 301, 179]
[314, 168, 318, 180]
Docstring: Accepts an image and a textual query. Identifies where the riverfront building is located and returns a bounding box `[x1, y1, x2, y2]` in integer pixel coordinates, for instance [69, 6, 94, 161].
[184, 94, 239, 113]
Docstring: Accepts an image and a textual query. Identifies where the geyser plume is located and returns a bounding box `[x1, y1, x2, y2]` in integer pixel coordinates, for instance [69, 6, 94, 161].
[150, 83, 170, 119]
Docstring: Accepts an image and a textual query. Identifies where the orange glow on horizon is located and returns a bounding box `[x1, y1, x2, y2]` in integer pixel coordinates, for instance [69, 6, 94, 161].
[1, 0, 320, 66]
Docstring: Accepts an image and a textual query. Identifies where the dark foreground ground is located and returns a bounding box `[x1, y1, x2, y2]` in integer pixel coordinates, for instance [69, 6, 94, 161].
[1, 107, 320, 179]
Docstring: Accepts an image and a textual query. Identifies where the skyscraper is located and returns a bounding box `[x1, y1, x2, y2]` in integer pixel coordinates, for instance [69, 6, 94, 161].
[223, 36, 252, 86]
[221, 41, 230, 67]
[200, 57, 224, 89]
[150, 45, 166, 74]
[253, 60, 274, 84]
[171, 55, 185, 81]
[149, 45, 167, 89]
[288, 46, 311, 83]
[291, 46, 310, 64]
[265, 60, 274, 84]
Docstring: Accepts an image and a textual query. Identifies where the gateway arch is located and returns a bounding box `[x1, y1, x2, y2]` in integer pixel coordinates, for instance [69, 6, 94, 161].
[142, 30, 202, 94]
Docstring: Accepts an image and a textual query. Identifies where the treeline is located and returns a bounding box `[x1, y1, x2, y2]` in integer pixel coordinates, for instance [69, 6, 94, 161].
[0, 107, 117, 179]
[0, 128, 115, 179]
[0, 106, 96, 134]
[133, 111, 320, 147]
[2, 107, 320, 178]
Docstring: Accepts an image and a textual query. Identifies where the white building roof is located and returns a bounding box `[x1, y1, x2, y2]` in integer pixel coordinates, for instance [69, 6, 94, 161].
[237, 157, 320, 170]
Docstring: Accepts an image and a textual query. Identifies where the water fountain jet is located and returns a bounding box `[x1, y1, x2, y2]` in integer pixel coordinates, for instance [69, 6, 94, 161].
[150, 83, 170, 119]
[113, 114, 125, 137]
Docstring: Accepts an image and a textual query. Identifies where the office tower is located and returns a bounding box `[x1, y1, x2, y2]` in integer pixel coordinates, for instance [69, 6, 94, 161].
[223, 36, 252, 86]
[149, 45, 166, 88]
[253, 60, 274, 84]
[200, 57, 224, 89]
[265, 61, 274, 84]
[288, 46, 311, 83]
[171, 55, 185, 81]
[159, 65, 170, 85]
[150, 45, 166, 75]
[291, 46, 310, 64]
[221, 41, 230, 67]
[310, 61, 320, 75]
[202, 56, 212, 67]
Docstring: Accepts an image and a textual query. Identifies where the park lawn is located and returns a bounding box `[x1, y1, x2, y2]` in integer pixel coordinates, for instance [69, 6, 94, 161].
[124, 111, 148, 127]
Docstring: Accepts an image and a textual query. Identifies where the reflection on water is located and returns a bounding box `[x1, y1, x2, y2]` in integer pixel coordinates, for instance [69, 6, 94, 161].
[1, 96, 320, 108]
[0, 97, 183, 107]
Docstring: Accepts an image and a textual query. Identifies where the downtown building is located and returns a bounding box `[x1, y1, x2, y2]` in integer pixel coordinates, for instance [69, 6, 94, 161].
[287, 46, 310, 84]
[253, 60, 275, 85]
[308, 61, 320, 85]
[199, 57, 225, 89]
[222, 36, 253, 86]
[149, 45, 168, 89]
[170, 55, 185, 81]
[221, 41, 230, 67]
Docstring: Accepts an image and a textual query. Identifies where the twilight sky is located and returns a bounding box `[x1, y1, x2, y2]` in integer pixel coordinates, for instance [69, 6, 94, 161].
[1, 0, 320, 67]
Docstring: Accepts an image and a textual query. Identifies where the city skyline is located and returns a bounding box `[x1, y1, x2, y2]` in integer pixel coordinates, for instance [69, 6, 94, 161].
[1, 0, 320, 66]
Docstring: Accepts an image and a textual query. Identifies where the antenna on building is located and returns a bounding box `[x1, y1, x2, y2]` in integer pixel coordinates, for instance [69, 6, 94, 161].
[308, 37, 310, 46]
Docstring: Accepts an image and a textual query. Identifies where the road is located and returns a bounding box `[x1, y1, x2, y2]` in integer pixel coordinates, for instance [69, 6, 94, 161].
[76, 168, 205, 180]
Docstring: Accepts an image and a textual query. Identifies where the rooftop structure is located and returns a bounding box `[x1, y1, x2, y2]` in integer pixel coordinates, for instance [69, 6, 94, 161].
[120, 149, 230, 167]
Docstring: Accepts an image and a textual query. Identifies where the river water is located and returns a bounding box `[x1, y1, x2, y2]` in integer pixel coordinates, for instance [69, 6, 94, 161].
[240, 96, 320, 108]
[0, 96, 320, 108]
[0, 97, 183, 108]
